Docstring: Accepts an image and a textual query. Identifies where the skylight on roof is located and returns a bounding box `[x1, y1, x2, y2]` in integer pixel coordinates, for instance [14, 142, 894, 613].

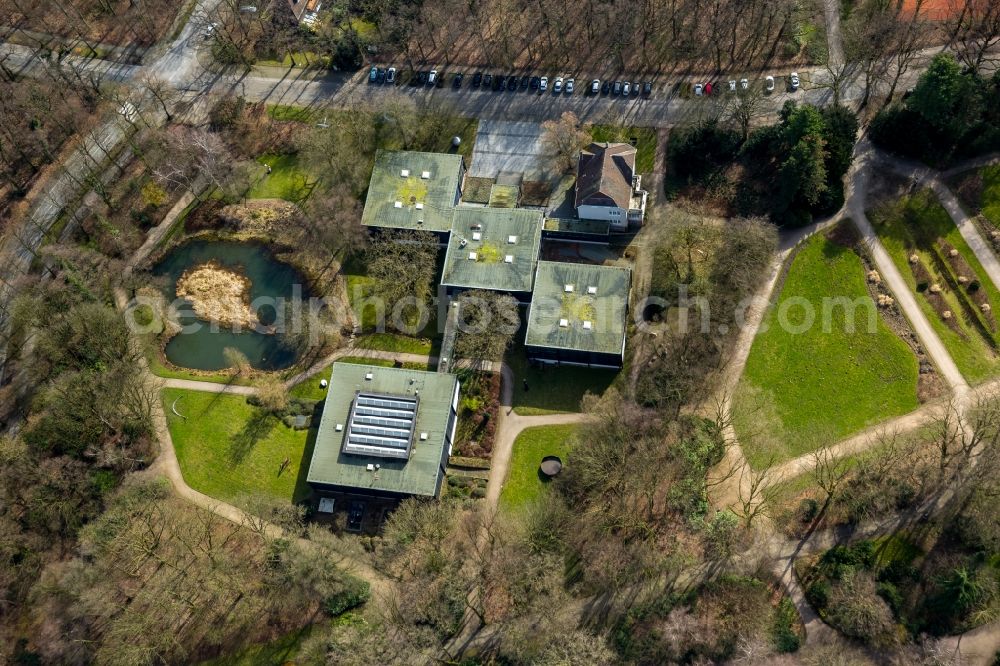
[504, 255, 513, 263]
[559, 318, 569, 327]
[583, 320, 593, 330]
[400, 169, 410, 177]
[342, 392, 418, 460]
[421, 170, 431, 179]
[394, 201, 403, 208]
[564, 284, 574, 293]
[472, 231, 482, 241]
[507, 235, 518, 244]
[468, 252, 478, 261]
[415, 202, 424, 210]
[587, 286, 598, 295]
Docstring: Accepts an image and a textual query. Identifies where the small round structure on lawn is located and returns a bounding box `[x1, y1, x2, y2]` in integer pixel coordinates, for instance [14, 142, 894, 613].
[539, 456, 563, 478]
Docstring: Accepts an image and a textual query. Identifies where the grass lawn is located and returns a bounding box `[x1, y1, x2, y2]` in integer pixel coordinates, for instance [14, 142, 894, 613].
[590, 125, 657, 174]
[733, 226, 920, 468]
[981, 164, 1000, 226]
[354, 332, 435, 356]
[505, 348, 618, 415]
[163, 388, 314, 505]
[248, 154, 316, 202]
[500, 424, 577, 510]
[871, 190, 1000, 383]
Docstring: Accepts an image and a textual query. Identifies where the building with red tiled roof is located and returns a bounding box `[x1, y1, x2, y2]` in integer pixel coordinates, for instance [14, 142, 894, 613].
[574, 142, 647, 231]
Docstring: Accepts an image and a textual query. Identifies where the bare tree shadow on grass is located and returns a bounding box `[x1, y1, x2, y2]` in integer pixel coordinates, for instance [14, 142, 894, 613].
[229, 409, 277, 464]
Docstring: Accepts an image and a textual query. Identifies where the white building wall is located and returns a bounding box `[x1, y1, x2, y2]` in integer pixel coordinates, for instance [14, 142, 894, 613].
[578, 204, 628, 230]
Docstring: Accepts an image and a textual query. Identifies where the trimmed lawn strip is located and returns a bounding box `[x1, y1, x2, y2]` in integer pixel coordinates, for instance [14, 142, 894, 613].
[590, 125, 657, 174]
[354, 332, 434, 356]
[500, 424, 577, 510]
[289, 356, 430, 401]
[163, 388, 313, 505]
[870, 190, 1000, 383]
[982, 164, 1000, 226]
[734, 227, 920, 468]
[505, 348, 617, 415]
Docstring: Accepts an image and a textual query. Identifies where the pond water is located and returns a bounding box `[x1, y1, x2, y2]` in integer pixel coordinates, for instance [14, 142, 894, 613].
[152, 240, 308, 371]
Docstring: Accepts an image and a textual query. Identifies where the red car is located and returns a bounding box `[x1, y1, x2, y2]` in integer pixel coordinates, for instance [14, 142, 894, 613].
[704, 82, 713, 96]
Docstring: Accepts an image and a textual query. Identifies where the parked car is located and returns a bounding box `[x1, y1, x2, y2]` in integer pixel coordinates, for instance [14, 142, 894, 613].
[601, 81, 610, 95]
[591, 79, 601, 94]
[740, 77, 748, 90]
[704, 81, 713, 95]
[613, 80, 622, 95]
[539, 76, 548, 92]
[386, 67, 396, 83]
[507, 75, 518, 90]
[376, 69, 386, 83]
[453, 72, 464, 88]
[416, 71, 428, 84]
[435, 71, 445, 87]
[368, 66, 378, 83]
[566, 78, 574, 94]
[472, 71, 483, 87]
[553, 76, 563, 93]
[520, 74, 530, 89]
[728, 79, 737, 92]
[790, 71, 800, 90]
[765, 75, 775, 92]
[492, 74, 504, 90]
[694, 82, 703, 96]
[643, 81, 652, 97]
[530, 76, 540, 90]
[632, 82, 640, 96]
[622, 81, 630, 96]
[483, 73, 493, 88]
[428, 69, 438, 85]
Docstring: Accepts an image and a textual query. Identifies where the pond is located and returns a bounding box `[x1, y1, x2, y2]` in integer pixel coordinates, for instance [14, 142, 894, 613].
[152, 240, 309, 371]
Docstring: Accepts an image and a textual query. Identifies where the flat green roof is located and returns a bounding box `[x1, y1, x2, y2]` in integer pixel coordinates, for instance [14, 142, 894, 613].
[441, 208, 544, 293]
[543, 217, 611, 236]
[361, 150, 464, 233]
[307, 362, 459, 497]
[526, 261, 631, 355]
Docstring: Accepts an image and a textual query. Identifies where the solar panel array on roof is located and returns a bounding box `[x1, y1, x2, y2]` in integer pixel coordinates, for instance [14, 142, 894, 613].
[343, 392, 418, 459]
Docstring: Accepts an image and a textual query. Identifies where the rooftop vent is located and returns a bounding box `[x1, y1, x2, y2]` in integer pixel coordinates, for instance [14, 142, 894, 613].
[507, 235, 518, 244]
[420, 432, 428, 441]
[583, 320, 593, 330]
[417, 219, 424, 225]
[472, 231, 482, 241]
[471, 224, 482, 231]
[559, 318, 569, 328]
[335, 423, 343, 432]
[415, 202, 424, 210]
[564, 284, 574, 293]
[587, 286, 598, 295]
[459, 238, 467, 248]
[504, 255, 514, 264]
[394, 201, 403, 208]
[364, 372, 374, 380]
[366, 463, 375, 471]
[421, 170, 431, 179]
[468, 251, 478, 261]
[400, 169, 410, 177]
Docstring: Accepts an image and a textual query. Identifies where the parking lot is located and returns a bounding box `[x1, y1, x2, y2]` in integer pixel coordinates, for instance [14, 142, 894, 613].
[469, 120, 548, 180]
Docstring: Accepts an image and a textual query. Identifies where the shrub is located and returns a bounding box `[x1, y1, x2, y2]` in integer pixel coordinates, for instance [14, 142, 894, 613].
[132, 304, 154, 327]
[141, 180, 168, 208]
[771, 597, 801, 653]
[324, 579, 370, 616]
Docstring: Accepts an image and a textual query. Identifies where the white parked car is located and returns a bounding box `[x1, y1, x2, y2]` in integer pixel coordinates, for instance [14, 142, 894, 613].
[694, 82, 703, 96]
[428, 69, 438, 85]
[386, 67, 396, 83]
[539, 76, 548, 92]
[590, 79, 600, 94]
[553, 76, 563, 93]
[728, 79, 737, 92]
[765, 75, 775, 92]
[790, 72, 800, 90]
[740, 78, 749, 90]
[622, 81, 630, 96]
[565, 78, 574, 94]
